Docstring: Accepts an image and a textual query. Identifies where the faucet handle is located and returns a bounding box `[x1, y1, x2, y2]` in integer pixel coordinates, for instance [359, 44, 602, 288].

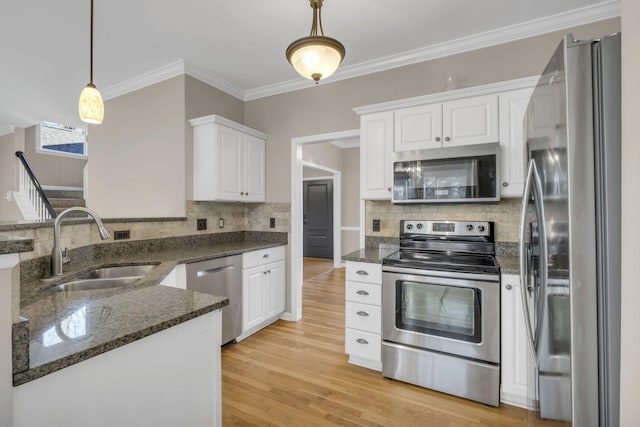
[62, 248, 71, 265]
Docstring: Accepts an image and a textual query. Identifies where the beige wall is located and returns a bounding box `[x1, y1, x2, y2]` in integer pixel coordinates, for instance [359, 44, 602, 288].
[184, 76, 245, 198]
[619, 1, 639, 425]
[0, 129, 25, 221]
[302, 142, 344, 172]
[24, 125, 86, 188]
[87, 76, 186, 218]
[341, 147, 360, 227]
[303, 166, 330, 178]
[245, 18, 620, 204]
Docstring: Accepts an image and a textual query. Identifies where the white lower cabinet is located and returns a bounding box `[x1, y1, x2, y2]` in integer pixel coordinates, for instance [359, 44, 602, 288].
[501, 273, 536, 409]
[239, 246, 286, 340]
[345, 261, 382, 371]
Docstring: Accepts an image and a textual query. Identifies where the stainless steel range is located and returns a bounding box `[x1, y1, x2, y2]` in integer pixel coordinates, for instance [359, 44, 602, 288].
[382, 220, 500, 406]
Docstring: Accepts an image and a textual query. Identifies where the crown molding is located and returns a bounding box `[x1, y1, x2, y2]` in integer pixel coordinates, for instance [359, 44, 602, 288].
[0, 126, 16, 137]
[100, 60, 186, 101]
[92, 1, 619, 103]
[245, 0, 620, 101]
[183, 63, 245, 100]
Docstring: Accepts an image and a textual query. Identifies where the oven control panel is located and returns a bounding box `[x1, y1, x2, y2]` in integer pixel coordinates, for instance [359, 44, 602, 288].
[402, 220, 492, 237]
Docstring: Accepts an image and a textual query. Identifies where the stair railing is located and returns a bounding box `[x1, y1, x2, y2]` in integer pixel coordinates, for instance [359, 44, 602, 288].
[14, 151, 56, 220]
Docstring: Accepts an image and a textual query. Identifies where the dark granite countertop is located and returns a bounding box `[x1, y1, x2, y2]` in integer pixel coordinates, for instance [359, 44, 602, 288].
[0, 235, 34, 255]
[342, 246, 398, 264]
[497, 255, 519, 275]
[15, 233, 287, 385]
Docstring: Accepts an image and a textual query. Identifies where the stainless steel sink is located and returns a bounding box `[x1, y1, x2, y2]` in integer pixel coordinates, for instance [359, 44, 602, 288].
[76, 264, 158, 280]
[49, 264, 158, 292]
[51, 276, 144, 292]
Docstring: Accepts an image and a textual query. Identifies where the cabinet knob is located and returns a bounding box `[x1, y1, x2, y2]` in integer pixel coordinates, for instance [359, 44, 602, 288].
[445, 136, 450, 142]
[505, 284, 513, 290]
[240, 192, 244, 195]
[356, 338, 369, 345]
[502, 182, 509, 187]
[387, 187, 391, 191]
[356, 290, 370, 296]
[435, 137, 441, 142]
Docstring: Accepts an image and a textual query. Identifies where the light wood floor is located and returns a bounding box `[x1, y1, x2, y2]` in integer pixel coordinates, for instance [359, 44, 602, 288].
[221, 258, 564, 426]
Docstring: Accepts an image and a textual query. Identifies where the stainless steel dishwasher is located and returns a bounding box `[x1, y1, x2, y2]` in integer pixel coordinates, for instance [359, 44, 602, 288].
[186, 255, 242, 345]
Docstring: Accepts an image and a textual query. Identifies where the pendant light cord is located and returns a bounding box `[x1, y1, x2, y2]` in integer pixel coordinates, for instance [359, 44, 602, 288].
[90, 0, 94, 85]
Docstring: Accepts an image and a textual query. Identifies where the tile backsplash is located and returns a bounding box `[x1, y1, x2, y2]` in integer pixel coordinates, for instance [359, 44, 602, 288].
[365, 198, 521, 242]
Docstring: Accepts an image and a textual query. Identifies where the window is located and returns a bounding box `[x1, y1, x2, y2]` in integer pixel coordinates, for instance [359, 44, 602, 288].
[36, 121, 87, 158]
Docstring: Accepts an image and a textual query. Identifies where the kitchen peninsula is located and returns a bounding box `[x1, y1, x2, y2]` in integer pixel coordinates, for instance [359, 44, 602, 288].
[2, 228, 286, 427]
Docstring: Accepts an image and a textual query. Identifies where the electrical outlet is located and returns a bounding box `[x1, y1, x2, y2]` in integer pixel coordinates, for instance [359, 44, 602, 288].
[218, 218, 224, 228]
[270, 218, 276, 228]
[197, 218, 207, 231]
[113, 230, 130, 240]
[372, 219, 380, 232]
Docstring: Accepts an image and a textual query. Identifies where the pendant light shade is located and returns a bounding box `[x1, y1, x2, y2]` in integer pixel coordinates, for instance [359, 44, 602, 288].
[79, 0, 104, 124]
[78, 83, 104, 124]
[286, 0, 345, 83]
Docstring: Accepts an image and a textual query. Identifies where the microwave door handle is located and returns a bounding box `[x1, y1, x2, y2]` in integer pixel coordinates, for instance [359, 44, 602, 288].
[530, 160, 549, 353]
[519, 159, 540, 367]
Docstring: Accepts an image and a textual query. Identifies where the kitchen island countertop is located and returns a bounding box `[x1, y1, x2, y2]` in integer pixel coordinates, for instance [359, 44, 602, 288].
[15, 233, 287, 385]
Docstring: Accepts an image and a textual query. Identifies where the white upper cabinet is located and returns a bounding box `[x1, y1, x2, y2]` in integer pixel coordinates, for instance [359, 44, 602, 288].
[360, 111, 394, 200]
[395, 95, 499, 151]
[499, 87, 534, 197]
[442, 95, 499, 147]
[394, 104, 442, 151]
[190, 115, 266, 202]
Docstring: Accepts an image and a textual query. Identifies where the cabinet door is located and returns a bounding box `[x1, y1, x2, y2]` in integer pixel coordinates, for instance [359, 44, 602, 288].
[265, 260, 285, 319]
[394, 104, 443, 151]
[360, 112, 393, 200]
[442, 95, 499, 147]
[499, 88, 533, 197]
[215, 125, 244, 201]
[243, 134, 266, 202]
[501, 274, 535, 409]
[242, 266, 266, 332]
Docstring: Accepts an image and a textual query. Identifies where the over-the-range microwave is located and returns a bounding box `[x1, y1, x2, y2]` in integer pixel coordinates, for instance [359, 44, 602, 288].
[392, 142, 500, 204]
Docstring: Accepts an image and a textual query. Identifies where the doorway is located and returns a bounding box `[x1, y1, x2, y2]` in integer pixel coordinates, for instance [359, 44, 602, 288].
[303, 179, 334, 259]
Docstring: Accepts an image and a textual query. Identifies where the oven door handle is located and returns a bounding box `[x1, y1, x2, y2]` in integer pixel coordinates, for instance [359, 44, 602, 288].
[519, 159, 548, 368]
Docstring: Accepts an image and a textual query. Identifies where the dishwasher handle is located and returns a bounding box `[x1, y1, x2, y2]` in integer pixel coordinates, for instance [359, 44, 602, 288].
[196, 264, 236, 278]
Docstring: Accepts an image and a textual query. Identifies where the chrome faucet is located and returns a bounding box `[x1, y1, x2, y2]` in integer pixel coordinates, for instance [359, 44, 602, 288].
[51, 207, 111, 276]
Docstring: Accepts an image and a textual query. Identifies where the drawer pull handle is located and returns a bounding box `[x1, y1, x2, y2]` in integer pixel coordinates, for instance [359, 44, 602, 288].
[356, 290, 369, 296]
[356, 311, 369, 317]
[356, 270, 369, 276]
[356, 338, 369, 345]
[505, 284, 512, 290]
[262, 254, 270, 258]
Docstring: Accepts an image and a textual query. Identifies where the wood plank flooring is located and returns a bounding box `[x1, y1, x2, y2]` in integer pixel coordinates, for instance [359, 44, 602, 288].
[221, 258, 564, 426]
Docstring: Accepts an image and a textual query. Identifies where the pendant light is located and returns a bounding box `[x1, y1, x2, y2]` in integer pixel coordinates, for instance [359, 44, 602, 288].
[78, 0, 104, 124]
[286, 0, 345, 83]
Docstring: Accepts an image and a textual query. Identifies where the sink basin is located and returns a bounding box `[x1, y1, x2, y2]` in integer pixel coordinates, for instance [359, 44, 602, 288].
[76, 264, 158, 280]
[50, 276, 145, 292]
[49, 264, 158, 292]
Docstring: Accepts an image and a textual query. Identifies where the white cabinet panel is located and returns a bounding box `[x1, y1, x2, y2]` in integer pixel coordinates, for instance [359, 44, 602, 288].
[240, 246, 286, 338]
[499, 88, 533, 197]
[501, 273, 536, 409]
[442, 94, 499, 147]
[345, 261, 382, 371]
[360, 112, 393, 200]
[394, 104, 442, 151]
[190, 115, 266, 203]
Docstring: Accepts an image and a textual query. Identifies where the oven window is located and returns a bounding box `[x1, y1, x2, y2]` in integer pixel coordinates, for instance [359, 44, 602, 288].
[396, 280, 482, 343]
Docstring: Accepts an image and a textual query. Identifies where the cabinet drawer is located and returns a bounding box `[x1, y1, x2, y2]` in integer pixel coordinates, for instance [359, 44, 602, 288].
[243, 246, 285, 269]
[345, 281, 381, 305]
[346, 301, 381, 334]
[345, 328, 381, 362]
[346, 261, 382, 284]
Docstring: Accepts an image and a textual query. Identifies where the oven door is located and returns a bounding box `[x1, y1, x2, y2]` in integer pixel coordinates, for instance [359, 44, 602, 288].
[382, 268, 500, 364]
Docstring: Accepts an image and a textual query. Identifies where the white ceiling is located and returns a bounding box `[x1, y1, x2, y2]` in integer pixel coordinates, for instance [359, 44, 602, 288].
[0, 0, 619, 130]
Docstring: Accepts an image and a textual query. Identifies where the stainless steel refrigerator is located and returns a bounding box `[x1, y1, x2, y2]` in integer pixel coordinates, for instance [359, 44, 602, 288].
[519, 33, 621, 426]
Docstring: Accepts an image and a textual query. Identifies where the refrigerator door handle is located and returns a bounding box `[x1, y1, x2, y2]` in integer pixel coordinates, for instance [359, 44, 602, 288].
[519, 159, 548, 367]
